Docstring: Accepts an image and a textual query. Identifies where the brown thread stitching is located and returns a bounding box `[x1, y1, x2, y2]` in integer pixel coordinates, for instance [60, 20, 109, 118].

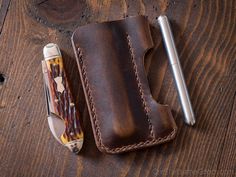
[77, 48, 103, 147]
[126, 34, 154, 138]
[102, 128, 177, 153]
[77, 47, 176, 153]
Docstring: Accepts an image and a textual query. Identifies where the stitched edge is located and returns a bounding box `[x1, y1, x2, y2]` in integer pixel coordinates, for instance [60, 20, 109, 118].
[77, 47, 177, 153]
[126, 34, 155, 138]
[77, 48, 103, 146]
[105, 128, 177, 153]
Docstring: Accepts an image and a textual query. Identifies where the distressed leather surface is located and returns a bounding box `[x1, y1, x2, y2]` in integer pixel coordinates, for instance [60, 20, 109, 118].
[71, 16, 177, 154]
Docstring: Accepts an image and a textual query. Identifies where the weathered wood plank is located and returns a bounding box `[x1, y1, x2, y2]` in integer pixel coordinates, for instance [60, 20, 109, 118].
[0, 0, 11, 34]
[216, 90, 236, 177]
[0, 0, 235, 177]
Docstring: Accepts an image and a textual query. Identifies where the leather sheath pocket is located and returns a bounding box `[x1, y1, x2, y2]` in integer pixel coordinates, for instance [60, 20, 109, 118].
[71, 15, 177, 154]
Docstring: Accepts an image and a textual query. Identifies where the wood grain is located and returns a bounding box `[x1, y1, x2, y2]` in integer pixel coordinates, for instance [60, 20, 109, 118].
[0, 0, 235, 177]
[0, 0, 10, 34]
[216, 91, 236, 177]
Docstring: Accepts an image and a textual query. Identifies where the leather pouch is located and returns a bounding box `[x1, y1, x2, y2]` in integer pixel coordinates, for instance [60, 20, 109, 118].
[71, 15, 177, 154]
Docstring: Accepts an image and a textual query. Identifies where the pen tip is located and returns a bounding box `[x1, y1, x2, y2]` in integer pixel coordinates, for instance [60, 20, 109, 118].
[185, 117, 196, 126]
[157, 15, 168, 22]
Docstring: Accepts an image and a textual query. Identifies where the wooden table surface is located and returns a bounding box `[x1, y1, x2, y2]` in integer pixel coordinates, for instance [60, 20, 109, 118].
[0, 0, 235, 176]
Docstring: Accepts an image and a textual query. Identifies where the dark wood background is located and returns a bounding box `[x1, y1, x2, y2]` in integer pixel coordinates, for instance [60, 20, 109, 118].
[0, 0, 235, 176]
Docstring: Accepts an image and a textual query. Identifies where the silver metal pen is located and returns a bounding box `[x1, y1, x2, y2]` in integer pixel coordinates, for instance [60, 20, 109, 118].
[158, 15, 196, 126]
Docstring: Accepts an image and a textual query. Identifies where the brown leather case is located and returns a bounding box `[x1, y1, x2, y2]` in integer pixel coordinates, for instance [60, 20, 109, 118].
[71, 15, 177, 154]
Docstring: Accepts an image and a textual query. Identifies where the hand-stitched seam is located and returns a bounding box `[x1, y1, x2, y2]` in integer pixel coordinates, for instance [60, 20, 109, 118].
[126, 34, 154, 138]
[77, 48, 103, 147]
[77, 46, 176, 153]
[104, 128, 177, 153]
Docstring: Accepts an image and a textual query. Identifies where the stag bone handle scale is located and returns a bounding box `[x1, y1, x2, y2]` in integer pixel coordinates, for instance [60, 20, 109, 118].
[42, 43, 84, 154]
[158, 15, 196, 126]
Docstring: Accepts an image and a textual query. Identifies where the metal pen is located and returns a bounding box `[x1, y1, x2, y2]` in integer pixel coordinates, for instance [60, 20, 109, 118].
[158, 15, 196, 126]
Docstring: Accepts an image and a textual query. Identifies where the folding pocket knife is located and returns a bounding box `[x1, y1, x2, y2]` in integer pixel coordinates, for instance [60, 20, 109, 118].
[42, 43, 84, 154]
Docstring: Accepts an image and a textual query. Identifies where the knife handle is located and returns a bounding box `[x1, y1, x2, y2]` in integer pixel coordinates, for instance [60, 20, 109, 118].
[42, 54, 84, 154]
